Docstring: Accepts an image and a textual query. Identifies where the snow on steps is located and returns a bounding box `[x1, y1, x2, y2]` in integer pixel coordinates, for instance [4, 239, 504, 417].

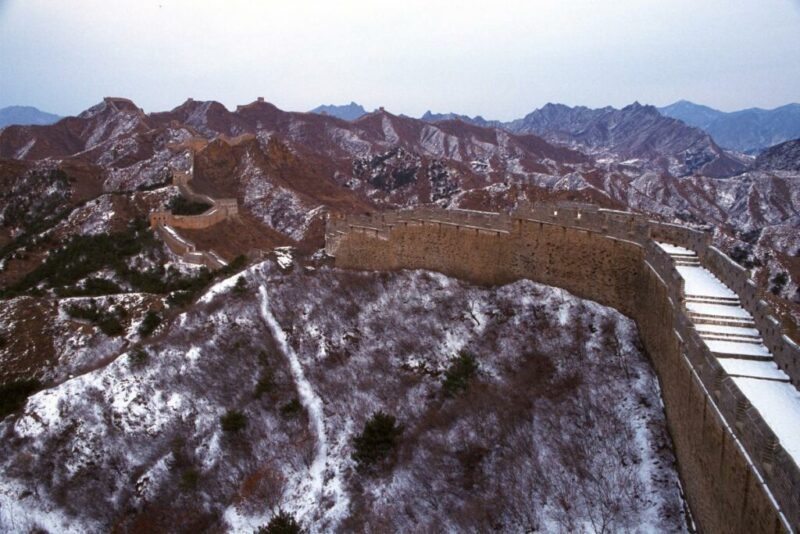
[704, 339, 772, 360]
[718, 359, 791, 383]
[659, 240, 800, 475]
[694, 323, 761, 344]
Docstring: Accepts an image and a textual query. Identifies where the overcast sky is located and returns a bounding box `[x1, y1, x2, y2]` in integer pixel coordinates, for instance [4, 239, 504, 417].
[1, 0, 799, 119]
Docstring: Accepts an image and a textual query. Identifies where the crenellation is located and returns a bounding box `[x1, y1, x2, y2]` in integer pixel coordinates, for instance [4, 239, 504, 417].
[326, 202, 800, 532]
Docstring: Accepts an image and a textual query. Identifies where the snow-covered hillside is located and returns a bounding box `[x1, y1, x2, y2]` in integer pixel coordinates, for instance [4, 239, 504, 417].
[0, 262, 688, 533]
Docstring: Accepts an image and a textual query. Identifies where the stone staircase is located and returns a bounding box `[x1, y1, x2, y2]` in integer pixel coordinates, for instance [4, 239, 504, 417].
[659, 242, 791, 381]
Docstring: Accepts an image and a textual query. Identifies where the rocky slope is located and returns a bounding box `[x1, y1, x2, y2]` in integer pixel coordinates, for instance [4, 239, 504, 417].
[659, 100, 800, 154]
[0, 262, 688, 533]
[754, 138, 800, 172]
[505, 102, 746, 178]
[1, 96, 798, 330]
[420, 102, 747, 178]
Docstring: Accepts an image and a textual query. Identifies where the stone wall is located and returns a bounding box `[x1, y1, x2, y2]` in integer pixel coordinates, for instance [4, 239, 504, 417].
[149, 150, 234, 269]
[326, 203, 799, 532]
[155, 225, 226, 270]
[148, 157, 239, 231]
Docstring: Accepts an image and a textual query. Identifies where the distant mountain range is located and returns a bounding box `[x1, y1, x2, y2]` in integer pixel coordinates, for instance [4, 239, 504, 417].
[315, 100, 800, 156]
[658, 100, 800, 153]
[309, 102, 367, 121]
[0, 105, 60, 128]
[417, 102, 745, 177]
[419, 111, 500, 129]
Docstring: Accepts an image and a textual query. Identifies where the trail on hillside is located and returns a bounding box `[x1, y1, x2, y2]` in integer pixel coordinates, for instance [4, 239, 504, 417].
[257, 282, 347, 530]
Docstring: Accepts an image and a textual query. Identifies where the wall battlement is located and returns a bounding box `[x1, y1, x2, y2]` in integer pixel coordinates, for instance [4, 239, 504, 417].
[326, 202, 800, 533]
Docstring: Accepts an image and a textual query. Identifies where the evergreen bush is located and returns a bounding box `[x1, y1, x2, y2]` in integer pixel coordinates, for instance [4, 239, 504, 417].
[256, 510, 303, 534]
[138, 310, 162, 337]
[442, 351, 478, 397]
[0, 379, 42, 418]
[352, 411, 403, 470]
[221, 410, 247, 432]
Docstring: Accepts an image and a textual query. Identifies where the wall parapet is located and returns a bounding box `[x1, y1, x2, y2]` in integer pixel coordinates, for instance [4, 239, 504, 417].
[155, 225, 226, 270]
[326, 201, 800, 532]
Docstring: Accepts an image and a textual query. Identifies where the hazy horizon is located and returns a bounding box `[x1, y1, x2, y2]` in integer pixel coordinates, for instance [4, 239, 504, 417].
[2, 0, 799, 120]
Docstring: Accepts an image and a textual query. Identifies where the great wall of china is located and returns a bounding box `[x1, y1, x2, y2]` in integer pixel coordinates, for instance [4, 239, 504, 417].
[325, 202, 800, 533]
[148, 152, 238, 270]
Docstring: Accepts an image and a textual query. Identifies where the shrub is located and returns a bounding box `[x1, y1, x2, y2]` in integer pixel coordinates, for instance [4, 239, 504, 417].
[167, 196, 211, 216]
[280, 398, 303, 418]
[217, 255, 247, 277]
[5, 219, 149, 296]
[233, 276, 248, 296]
[179, 469, 200, 492]
[740, 228, 761, 244]
[166, 290, 195, 307]
[729, 246, 750, 266]
[442, 351, 479, 398]
[97, 315, 125, 337]
[57, 277, 123, 298]
[67, 301, 126, 337]
[129, 348, 149, 368]
[257, 510, 304, 534]
[254, 371, 274, 399]
[0, 379, 42, 418]
[352, 411, 403, 470]
[221, 410, 247, 432]
[138, 310, 162, 337]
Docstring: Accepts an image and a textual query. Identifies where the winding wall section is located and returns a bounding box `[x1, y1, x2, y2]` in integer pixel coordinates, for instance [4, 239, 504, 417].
[326, 202, 800, 533]
[149, 151, 237, 269]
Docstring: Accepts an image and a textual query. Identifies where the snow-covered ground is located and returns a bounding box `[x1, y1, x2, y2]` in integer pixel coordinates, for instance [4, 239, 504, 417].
[0, 265, 688, 533]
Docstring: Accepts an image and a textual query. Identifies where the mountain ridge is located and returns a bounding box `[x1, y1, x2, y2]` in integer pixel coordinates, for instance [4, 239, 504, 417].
[659, 100, 800, 153]
[421, 101, 745, 178]
[309, 101, 367, 121]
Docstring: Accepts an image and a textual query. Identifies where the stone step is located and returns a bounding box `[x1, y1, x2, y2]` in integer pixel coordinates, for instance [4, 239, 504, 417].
[705, 339, 772, 360]
[717, 358, 791, 383]
[685, 295, 741, 305]
[698, 332, 763, 344]
[666, 250, 698, 257]
[694, 324, 761, 338]
[688, 314, 756, 329]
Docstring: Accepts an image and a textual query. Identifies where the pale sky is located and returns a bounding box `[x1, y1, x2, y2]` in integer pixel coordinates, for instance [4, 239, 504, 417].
[1, 0, 799, 120]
